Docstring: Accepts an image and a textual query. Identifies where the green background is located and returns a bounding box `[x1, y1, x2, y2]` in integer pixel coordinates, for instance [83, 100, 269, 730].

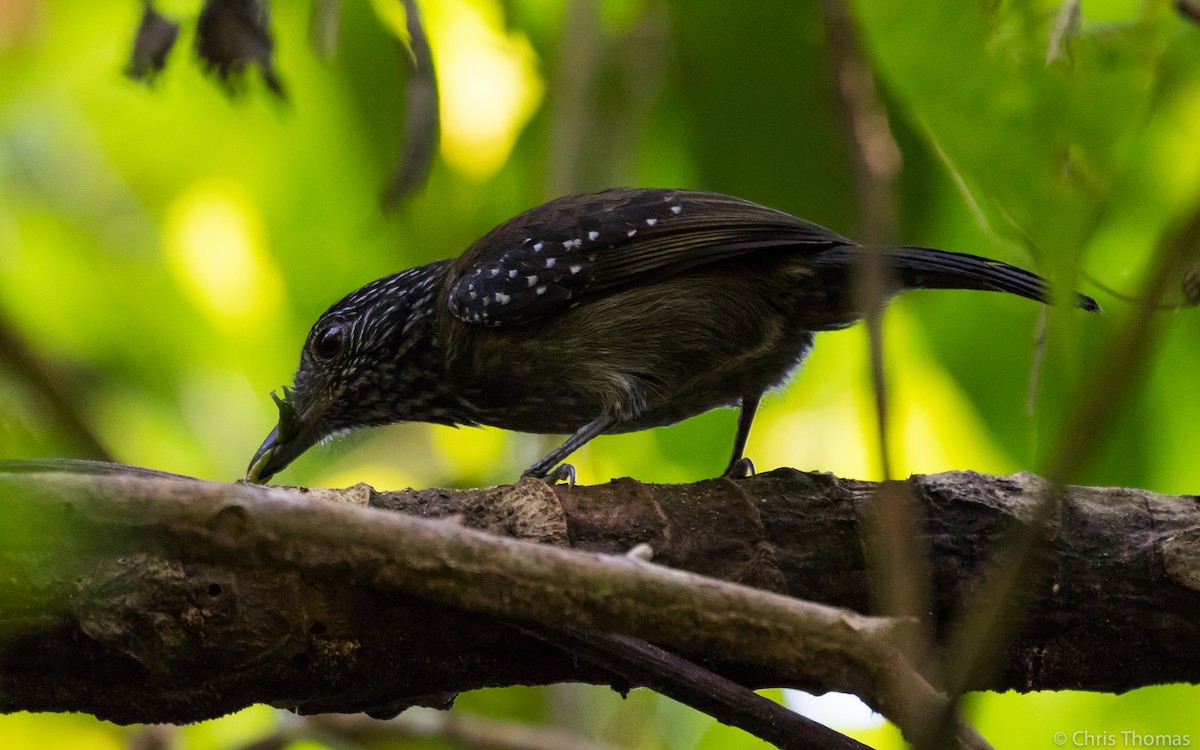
[2, 0, 1198, 747]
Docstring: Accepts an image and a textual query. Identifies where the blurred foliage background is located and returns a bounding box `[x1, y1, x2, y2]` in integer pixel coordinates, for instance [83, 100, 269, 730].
[2, 0, 1199, 748]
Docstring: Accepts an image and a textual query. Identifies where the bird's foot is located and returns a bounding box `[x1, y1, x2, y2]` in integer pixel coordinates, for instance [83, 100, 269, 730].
[524, 462, 576, 487]
[723, 457, 756, 479]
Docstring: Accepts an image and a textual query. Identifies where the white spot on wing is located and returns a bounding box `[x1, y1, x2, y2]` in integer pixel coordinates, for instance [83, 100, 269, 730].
[495, 292, 511, 305]
[670, 204, 682, 214]
[536, 285, 547, 295]
[627, 228, 637, 237]
[526, 275, 539, 287]
[533, 242, 544, 252]
[563, 239, 582, 250]
[545, 258, 557, 268]
[569, 264, 582, 274]
[508, 269, 518, 278]
[587, 231, 599, 241]
[646, 218, 657, 226]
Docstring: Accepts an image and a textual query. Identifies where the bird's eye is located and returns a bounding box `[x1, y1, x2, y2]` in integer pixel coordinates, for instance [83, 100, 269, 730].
[313, 324, 345, 360]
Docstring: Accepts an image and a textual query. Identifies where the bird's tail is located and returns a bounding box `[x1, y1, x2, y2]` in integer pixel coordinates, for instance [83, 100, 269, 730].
[812, 245, 1101, 312]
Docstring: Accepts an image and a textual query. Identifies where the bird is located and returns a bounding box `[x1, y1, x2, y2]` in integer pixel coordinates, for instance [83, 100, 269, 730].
[246, 187, 1099, 485]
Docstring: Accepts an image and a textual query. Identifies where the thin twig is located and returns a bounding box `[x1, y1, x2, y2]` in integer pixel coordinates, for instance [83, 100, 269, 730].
[819, 0, 900, 479]
[0, 318, 113, 461]
[819, 0, 901, 245]
[519, 623, 872, 750]
[818, 5, 948, 747]
[819, 0, 902, 511]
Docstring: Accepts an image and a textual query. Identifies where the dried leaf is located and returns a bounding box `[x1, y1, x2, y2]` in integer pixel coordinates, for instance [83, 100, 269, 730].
[126, 3, 180, 83]
[196, 0, 285, 97]
[382, 0, 440, 208]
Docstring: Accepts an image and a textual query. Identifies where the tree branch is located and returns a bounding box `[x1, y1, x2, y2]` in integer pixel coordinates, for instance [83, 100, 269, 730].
[1, 463, 1197, 731]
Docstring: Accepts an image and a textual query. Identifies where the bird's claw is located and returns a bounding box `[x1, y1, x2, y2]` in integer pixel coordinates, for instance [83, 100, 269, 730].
[723, 457, 756, 479]
[524, 462, 576, 487]
[545, 463, 576, 487]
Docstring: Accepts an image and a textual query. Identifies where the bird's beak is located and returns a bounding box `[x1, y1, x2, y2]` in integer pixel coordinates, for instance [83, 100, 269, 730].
[245, 387, 325, 484]
[246, 423, 314, 484]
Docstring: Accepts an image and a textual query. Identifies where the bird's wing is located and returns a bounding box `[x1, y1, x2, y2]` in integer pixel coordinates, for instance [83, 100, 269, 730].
[445, 188, 852, 326]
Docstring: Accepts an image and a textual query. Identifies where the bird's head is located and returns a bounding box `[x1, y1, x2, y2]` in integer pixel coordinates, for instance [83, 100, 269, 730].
[246, 263, 450, 484]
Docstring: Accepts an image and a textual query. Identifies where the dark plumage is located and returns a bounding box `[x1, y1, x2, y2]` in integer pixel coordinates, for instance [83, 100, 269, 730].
[247, 188, 1099, 483]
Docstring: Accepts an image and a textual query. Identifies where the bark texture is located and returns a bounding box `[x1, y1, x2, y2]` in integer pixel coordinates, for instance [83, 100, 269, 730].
[0, 462, 1197, 725]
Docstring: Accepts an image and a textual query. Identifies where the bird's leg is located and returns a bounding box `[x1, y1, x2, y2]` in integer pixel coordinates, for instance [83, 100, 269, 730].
[722, 394, 761, 478]
[524, 415, 617, 482]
